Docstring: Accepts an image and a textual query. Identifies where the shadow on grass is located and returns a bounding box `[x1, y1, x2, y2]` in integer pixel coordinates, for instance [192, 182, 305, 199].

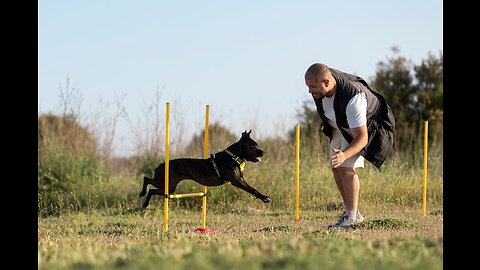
[357, 218, 421, 230]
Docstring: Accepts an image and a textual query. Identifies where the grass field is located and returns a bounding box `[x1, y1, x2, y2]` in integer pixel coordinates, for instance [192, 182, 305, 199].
[38, 118, 443, 269]
[38, 202, 443, 269]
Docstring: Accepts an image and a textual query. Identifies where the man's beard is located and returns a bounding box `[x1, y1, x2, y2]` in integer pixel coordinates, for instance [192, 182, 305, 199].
[312, 93, 326, 100]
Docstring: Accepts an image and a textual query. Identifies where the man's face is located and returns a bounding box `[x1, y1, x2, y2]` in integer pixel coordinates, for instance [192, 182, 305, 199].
[305, 77, 328, 100]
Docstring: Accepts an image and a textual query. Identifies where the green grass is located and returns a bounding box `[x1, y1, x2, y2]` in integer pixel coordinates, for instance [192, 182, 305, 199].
[38, 206, 442, 270]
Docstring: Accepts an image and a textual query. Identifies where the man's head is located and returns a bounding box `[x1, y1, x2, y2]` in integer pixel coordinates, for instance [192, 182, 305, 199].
[305, 63, 336, 100]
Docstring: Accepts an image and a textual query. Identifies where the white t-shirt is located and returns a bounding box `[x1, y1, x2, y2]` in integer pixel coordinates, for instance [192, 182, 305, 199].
[322, 92, 367, 131]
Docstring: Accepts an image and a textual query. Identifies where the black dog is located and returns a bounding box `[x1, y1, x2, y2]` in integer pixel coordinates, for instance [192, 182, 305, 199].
[139, 130, 271, 209]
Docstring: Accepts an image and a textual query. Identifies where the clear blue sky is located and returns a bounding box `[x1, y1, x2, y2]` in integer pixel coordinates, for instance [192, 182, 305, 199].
[38, 0, 443, 157]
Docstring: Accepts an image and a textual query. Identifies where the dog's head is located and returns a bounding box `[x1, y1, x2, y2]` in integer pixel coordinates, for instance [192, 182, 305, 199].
[237, 130, 264, 163]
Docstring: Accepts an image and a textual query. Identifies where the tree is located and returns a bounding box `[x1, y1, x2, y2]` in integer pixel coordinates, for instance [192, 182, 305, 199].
[414, 51, 443, 137]
[371, 47, 443, 147]
[370, 46, 417, 127]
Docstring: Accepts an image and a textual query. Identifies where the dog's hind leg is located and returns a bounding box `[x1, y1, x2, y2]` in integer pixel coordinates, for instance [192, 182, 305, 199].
[142, 188, 164, 209]
[139, 176, 154, 197]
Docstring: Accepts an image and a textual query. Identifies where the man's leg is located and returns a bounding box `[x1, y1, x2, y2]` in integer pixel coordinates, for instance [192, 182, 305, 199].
[330, 130, 347, 208]
[340, 167, 360, 213]
[328, 164, 362, 229]
[328, 129, 363, 229]
[332, 167, 345, 205]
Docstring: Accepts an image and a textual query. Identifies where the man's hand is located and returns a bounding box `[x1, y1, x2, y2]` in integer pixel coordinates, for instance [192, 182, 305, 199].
[331, 148, 346, 168]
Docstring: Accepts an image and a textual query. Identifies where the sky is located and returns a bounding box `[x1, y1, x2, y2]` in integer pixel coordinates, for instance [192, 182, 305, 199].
[38, 0, 443, 157]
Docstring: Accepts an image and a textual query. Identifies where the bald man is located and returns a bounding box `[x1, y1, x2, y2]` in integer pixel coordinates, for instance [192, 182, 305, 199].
[305, 63, 395, 230]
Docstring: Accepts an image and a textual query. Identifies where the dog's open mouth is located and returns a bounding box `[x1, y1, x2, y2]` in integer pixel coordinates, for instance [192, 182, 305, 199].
[256, 157, 262, 162]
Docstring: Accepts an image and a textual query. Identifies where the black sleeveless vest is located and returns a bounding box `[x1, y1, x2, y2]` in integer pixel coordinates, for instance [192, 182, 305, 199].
[313, 68, 396, 171]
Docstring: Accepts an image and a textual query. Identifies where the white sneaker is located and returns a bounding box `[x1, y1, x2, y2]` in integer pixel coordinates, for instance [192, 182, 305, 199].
[328, 210, 364, 230]
[332, 210, 364, 225]
[328, 214, 355, 230]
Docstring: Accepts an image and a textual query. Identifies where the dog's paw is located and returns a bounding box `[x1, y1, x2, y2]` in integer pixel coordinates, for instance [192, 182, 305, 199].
[262, 197, 271, 203]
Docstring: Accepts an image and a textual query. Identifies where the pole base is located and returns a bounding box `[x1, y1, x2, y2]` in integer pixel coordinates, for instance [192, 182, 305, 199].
[194, 227, 217, 233]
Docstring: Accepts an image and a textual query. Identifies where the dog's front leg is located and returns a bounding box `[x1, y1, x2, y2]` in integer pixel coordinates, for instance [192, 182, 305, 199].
[230, 177, 271, 203]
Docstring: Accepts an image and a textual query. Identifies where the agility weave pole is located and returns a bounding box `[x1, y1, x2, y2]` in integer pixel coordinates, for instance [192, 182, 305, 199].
[295, 123, 300, 222]
[163, 103, 170, 233]
[163, 103, 211, 233]
[201, 105, 209, 230]
[422, 121, 428, 217]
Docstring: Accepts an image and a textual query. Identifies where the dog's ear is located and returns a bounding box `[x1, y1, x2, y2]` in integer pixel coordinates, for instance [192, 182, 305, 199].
[241, 130, 252, 139]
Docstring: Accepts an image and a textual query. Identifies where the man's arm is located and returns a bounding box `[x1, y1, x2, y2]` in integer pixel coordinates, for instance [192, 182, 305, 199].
[331, 125, 367, 168]
[343, 125, 367, 159]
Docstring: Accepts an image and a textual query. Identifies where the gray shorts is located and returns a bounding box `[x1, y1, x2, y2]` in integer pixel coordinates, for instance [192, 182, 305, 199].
[329, 128, 364, 168]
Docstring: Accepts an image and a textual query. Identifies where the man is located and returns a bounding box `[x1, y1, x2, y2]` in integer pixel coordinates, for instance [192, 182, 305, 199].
[304, 63, 395, 230]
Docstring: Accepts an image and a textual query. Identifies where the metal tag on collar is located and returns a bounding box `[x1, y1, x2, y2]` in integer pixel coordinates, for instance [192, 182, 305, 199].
[239, 161, 246, 172]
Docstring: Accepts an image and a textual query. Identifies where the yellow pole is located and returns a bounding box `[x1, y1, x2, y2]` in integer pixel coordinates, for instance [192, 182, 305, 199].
[422, 121, 428, 217]
[202, 105, 209, 229]
[163, 102, 170, 233]
[170, 192, 206, 199]
[295, 124, 300, 222]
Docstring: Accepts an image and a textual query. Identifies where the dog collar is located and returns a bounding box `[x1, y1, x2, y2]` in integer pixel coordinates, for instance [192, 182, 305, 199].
[224, 150, 246, 172]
